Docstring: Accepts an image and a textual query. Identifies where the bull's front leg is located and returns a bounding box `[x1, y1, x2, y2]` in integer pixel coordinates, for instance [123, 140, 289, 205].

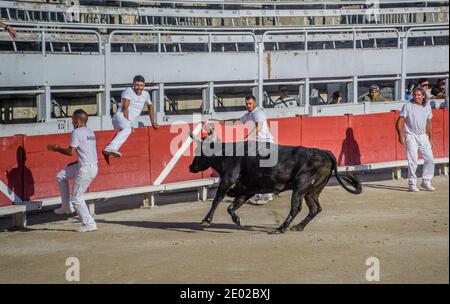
[200, 182, 230, 228]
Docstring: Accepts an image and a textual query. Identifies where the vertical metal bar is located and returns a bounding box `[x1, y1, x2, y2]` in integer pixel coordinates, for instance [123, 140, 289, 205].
[156, 83, 165, 123]
[445, 77, 449, 98]
[208, 34, 212, 53]
[395, 79, 401, 101]
[352, 76, 358, 104]
[37, 86, 52, 122]
[400, 34, 407, 101]
[103, 42, 111, 121]
[305, 31, 308, 51]
[304, 78, 310, 111]
[257, 41, 264, 108]
[41, 30, 46, 55]
[157, 33, 161, 53]
[203, 82, 214, 114]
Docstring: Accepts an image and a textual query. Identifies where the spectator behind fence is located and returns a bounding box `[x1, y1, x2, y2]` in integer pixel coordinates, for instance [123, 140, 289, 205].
[431, 79, 447, 99]
[362, 85, 386, 102]
[417, 78, 441, 100]
[273, 85, 297, 108]
[0, 21, 16, 39]
[329, 91, 343, 104]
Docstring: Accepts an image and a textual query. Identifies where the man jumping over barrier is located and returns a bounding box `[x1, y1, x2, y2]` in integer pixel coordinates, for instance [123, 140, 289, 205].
[104, 75, 159, 158]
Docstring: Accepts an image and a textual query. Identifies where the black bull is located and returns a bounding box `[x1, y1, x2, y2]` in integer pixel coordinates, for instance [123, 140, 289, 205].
[189, 138, 362, 233]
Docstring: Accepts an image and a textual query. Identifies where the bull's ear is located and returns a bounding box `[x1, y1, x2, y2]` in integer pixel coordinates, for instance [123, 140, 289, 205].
[190, 132, 203, 143]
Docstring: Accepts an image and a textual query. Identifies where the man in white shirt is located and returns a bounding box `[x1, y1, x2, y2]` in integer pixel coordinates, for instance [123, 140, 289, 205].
[273, 85, 297, 109]
[47, 109, 99, 232]
[217, 95, 275, 205]
[396, 87, 435, 192]
[103, 75, 159, 158]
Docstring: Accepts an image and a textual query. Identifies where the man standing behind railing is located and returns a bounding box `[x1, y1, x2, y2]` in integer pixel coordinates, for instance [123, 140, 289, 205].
[396, 87, 435, 192]
[362, 85, 387, 102]
[103, 75, 159, 158]
[274, 85, 297, 108]
[0, 21, 16, 39]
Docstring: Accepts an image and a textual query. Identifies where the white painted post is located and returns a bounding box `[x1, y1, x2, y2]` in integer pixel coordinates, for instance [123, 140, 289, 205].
[37, 86, 52, 122]
[198, 186, 208, 202]
[12, 213, 26, 229]
[202, 82, 214, 115]
[88, 201, 95, 216]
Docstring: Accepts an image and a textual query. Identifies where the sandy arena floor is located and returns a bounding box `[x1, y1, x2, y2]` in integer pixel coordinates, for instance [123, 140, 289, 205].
[0, 173, 448, 284]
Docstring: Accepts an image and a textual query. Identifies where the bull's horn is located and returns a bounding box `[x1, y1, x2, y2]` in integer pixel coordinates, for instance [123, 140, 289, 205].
[189, 132, 203, 143]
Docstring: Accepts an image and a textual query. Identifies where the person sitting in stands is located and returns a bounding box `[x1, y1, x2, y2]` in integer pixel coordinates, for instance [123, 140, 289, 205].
[362, 85, 387, 102]
[329, 91, 343, 104]
[431, 79, 447, 99]
[273, 85, 297, 108]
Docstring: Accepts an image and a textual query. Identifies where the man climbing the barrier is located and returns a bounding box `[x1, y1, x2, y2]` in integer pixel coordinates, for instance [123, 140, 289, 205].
[47, 109, 99, 232]
[103, 75, 159, 158]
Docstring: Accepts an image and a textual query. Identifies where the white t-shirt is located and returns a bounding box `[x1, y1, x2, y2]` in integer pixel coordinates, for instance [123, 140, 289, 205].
[400, 100, 433, 136]
[70, 127, 98, 166]
[240, 107, 274, 143]
[117, 87, 152, 123]
[274, 96, 297, 108]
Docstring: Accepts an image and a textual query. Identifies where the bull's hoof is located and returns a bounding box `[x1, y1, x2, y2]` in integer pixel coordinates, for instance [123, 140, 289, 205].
[232, 216, 243, 227]
[269, 227, 286, 234]
[200, 221, 211, 228]
[290, 225, 305, 231]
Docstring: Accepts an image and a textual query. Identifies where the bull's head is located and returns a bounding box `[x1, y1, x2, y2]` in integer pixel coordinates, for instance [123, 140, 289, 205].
[189, 126, 220, 173]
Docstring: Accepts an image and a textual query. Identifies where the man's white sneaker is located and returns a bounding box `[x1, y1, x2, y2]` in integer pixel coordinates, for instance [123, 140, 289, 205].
[408, 185, 420, 192]
[103, 149, 122, 158]
[54, 207, 76, 215]
[78, 225, 97, 233]
[420, 181, 435, 191]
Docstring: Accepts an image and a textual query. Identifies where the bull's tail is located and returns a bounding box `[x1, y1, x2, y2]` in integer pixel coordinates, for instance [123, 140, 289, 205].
[326, 151, 362, 194]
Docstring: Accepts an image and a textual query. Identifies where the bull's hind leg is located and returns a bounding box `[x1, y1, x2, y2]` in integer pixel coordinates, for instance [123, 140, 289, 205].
[270, 190, 304, 234]
[227, 194, 253, 227]
[290, 194, 320, 231]
[290, 176, 328, 231]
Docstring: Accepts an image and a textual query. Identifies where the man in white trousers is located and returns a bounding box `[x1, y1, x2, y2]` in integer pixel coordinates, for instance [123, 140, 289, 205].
[103, 75, 159, 158]
[396, 87, 435, 192]
[47, 109, 99, 232]
[216, 95, 275, 205]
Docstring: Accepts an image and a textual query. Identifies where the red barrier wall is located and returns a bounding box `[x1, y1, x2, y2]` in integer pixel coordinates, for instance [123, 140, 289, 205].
[431, 109, 445, 158]
[23, 134, 77, 200]
[0, 135, 24, 207]
[350, 112, 398, 164]
[89, 127, 151, 192]
[301, 115, 349, 165]
[444, 108, 449, 157]
[269, 117, 302, 146]
[0, 110, 448, 206]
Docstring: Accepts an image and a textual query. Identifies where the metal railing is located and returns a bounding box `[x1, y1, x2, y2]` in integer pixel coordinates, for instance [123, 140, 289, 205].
[108, 29, 258, 53]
